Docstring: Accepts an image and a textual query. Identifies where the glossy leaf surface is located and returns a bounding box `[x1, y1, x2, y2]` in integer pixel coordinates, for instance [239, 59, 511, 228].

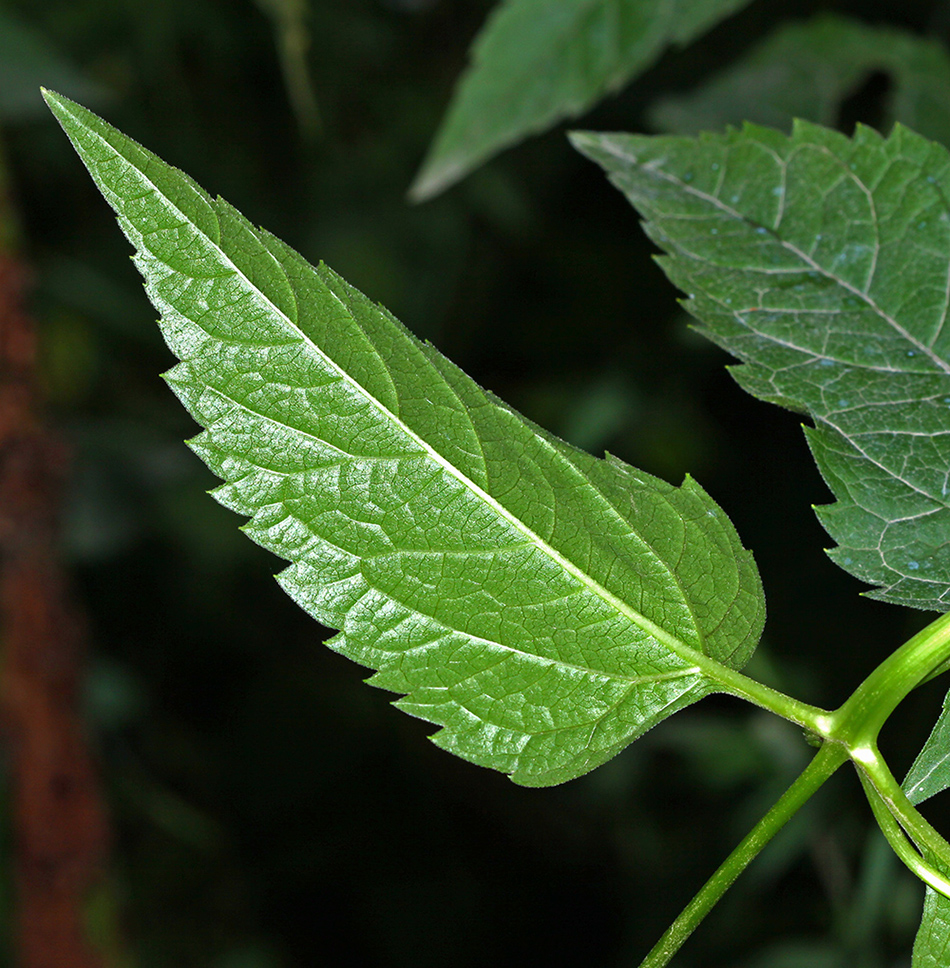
[45, 91, 765, 787]
[575, 122, 950, 610]
[409, 0, 751, 201]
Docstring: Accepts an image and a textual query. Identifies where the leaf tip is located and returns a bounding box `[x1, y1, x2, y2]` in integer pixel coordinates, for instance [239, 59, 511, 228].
[41, 86, 62, 118]
[407, 156, 466, 204]
[42, 88, 88, 138]
[41, 87, 69, 115]
[567, 130, 603, 163]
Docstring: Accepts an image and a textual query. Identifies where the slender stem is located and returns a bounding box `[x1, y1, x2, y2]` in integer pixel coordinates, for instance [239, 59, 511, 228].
[857, 770, 950, 898]
[635, 611, 950, 967]
[818, 611, 950, 883]
[853, 745, 950, 861]
[637, 742, 849, 968]
[830, 611, 950, 748]
[721, 612, 950, 750]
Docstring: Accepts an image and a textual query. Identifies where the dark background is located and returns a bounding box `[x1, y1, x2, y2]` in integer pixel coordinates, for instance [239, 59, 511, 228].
[3, 0, 950, 965]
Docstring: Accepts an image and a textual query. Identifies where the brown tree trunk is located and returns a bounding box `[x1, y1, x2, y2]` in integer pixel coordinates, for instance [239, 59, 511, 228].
[0, 251, 111, 967]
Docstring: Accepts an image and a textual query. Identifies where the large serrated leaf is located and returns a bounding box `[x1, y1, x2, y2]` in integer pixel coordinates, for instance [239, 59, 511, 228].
[45, 90, 765, 787]
[648, 14, 950, 146]
[408, 0, 752, 202]
[574, 121, 950, 610]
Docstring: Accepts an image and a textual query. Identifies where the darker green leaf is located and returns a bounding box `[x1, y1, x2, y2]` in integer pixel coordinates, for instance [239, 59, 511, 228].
[649, 13, 950, 147]
[409, 0, 752, 201]
[575, 121, 950, 610]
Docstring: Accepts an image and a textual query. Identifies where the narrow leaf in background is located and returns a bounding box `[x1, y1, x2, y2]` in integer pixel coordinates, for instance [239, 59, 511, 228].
[648, 13, 950, 147]
[574, 122, 950, 610]
[409, 0, 753, 201]
[44, 91, 765, 788]
[911, 888, 950, 968]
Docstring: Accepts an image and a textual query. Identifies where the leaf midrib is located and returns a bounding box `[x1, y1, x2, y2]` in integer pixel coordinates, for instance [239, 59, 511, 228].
[623, 138, 950, 376]
[194, 372, 713, 680]
[399, 629, 702, 688]
[633, 139, 950, 513]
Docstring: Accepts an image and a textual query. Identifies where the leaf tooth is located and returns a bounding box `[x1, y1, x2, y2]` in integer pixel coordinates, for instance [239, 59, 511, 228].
[211, 197, 300, 327]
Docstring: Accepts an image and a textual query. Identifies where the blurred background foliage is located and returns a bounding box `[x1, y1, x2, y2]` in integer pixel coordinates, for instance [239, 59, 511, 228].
[3, 0, 950, 965]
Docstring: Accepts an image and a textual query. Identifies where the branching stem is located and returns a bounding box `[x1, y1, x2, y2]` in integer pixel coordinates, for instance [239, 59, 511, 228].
[637, 742, 849, 968]
[829, 611, 950, 749]
[640, 610, 950, 966]
[824, 611, 950, 885]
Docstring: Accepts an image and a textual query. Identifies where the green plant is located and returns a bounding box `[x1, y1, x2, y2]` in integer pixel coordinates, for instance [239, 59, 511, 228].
[39, 6, 950, 965]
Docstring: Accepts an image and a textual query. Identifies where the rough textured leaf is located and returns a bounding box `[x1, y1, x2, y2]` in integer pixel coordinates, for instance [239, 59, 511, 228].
[904, 697, 950, 966]
[648, 14, 950, 147]
[45, 91, 765, 787]
[574, 122, 950, 610]
[408, 0, 752, 202]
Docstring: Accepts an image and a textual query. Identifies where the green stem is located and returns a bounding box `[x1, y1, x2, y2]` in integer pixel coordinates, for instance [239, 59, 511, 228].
[856, 748, 950, 861]
[812, 611, 950, 879]
[830, 611, 950, 749]
[718, 611, 950, 745]
[857, 769, 950, 898]
[637, 742, 849, 968]
[636, 613, 950, 967]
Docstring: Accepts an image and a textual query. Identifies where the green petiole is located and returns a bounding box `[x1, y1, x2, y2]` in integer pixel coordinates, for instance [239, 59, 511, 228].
[640, 610, 950, 966]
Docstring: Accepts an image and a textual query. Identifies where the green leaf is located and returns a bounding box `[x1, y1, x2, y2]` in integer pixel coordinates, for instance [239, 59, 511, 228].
[45, 90, 765, 787]
[648, 14, 950, 147]
[573, 121, 950, 610]
[904, 694, 950, 966]
[408, 0, 752, 202]
[912, 888, 950, 968]
[905, 691, 950, 807]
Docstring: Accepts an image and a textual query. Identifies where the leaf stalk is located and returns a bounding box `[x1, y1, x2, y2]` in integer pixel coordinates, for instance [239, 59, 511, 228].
[718, 672, 831, 735]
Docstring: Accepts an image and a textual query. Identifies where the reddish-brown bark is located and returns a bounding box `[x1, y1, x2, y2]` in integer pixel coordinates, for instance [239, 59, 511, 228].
[0, 252, 110, 968]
